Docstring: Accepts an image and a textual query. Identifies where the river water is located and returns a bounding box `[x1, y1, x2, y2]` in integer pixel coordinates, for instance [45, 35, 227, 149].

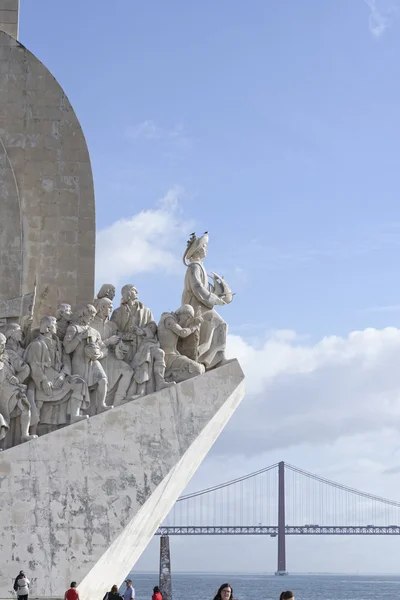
[124, 572, 400, 600]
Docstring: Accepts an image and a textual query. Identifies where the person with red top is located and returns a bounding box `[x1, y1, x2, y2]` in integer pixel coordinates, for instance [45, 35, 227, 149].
[64, 582, 79, 600]
[152, 586, 162, 600]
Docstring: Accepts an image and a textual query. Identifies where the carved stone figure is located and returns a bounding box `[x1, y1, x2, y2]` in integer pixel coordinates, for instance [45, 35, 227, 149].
[95, 283, 116, 305]
[158, 305, 205, 383]
[64, 304, 112, 414]
[5, 323, 30, 381]
[91, 298, 133, 405]
[130, 322, 174, 397]
[5, 323, 38, 435]
[181, 232, 232, 369]
[56, 303, 73, 342]
[24, 316, 89, 428]
[0, 333, 36, 446]
[111, 284, 154, 363]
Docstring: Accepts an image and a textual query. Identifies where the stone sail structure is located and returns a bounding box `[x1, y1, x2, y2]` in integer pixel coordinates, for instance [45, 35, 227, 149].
[0, 26, 95, 323]
[0, 360, 245, 599]
[0, 8, 246, 600]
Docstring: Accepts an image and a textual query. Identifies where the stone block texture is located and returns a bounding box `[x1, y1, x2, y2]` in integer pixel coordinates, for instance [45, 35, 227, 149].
[0, 360, 245, 599]
[0, 0, 19, 39]
[0, 29, 95, 321]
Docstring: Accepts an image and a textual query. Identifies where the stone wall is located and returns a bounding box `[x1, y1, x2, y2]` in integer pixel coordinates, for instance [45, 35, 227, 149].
[0, 30, 95, 322]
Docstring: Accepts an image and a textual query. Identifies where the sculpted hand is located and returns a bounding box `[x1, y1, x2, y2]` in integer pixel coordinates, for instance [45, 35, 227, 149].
[42, 379, 53, 396]
[80, 329, 89, 340]
[105, 335, 120, 346]
[214, 296, 226, 306]
[53, 374, 65, 389]
[194, 316, 203, 327]
[8, 375, 19, 385]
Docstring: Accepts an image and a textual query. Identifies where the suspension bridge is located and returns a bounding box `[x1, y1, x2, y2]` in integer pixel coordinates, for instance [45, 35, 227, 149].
[156, 461, 400, 575]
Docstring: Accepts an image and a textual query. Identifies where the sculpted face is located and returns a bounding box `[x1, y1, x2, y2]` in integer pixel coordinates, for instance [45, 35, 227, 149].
[48, 318, 57, 335]
[178, 313, 192, 328]
[57, 303, 72, 322]
[98, 283, 116, 301]
[199, 244, 207, 258]
[122, 285, 138, 303]
[192, 245, 207, 261]
[86, 308, 96, 324]
[104, 286, 116, 300]
[98, 301, 113, 319]
[62, 305, 72, 321]
[11, 325, 22, 342]
[81, 306, 96, 325]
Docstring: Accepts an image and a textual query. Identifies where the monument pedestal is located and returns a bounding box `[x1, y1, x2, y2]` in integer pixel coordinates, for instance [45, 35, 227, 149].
[0, 360, 244, 600]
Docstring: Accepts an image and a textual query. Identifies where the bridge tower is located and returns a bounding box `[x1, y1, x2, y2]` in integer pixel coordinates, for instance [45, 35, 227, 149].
[159, 535, 172, 600]
[275, 461, 288, 575]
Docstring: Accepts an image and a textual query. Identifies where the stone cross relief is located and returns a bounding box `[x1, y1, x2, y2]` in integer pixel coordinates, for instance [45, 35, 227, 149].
[0, 233, 234, 450]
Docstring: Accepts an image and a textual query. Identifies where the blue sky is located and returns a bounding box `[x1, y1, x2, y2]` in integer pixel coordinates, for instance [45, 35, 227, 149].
[22, 0, 400, 338]
[19, 0, 400, 575]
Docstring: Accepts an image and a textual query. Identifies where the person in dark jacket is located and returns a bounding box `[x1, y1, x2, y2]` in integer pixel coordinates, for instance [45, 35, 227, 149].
[213, 583, 233, 600]
[103, 585, 123, 600]
[13, 572, 25, 592]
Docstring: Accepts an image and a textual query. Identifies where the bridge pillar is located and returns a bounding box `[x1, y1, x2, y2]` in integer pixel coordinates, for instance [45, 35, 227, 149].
[159, 535, 172, 600]
[275, 461, 288, 576]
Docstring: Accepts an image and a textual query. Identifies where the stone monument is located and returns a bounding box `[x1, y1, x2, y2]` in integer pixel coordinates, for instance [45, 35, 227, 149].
[0, 2, 95, 324]
[0, 6, 245, 599]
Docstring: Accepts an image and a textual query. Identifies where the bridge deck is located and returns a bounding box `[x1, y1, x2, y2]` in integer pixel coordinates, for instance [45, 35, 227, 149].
[156, 525, 400, 535]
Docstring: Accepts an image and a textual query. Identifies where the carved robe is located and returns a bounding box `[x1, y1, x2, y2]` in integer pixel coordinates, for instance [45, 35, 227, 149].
[0, 357, 29, 441]
[24, 334, 89, 425]
[132, 337, 160, 387]
[91, 316, 133, 400]
[111, 302, 154, 362]
[5, 346, 30, 383]
[181, 260, 227, 368]
[63, 324, 107, 388]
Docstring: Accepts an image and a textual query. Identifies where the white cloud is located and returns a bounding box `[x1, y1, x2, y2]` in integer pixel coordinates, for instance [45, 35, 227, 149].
[125, 120, 190, 146]
[95, 187, 193, 286]
[223, 326, 400, 455]
[140, 324, 400, 573]
[364, 0, 398, 37]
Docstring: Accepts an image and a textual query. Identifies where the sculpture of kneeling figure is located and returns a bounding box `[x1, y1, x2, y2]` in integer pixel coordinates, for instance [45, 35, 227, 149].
[158, 305, 205, 383]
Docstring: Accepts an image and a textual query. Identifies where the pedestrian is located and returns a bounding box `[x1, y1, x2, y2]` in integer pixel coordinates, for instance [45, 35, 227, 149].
[123, 580, 135, 600]
[152, 586, 162, 600]
[13, 572, 24, 593]
[64, 582, 79, 600]
[103, 585, 123, 600]
[15, 572, 30, 600]
[279, 592, 294, 600]
[213, 583, 233, 600]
